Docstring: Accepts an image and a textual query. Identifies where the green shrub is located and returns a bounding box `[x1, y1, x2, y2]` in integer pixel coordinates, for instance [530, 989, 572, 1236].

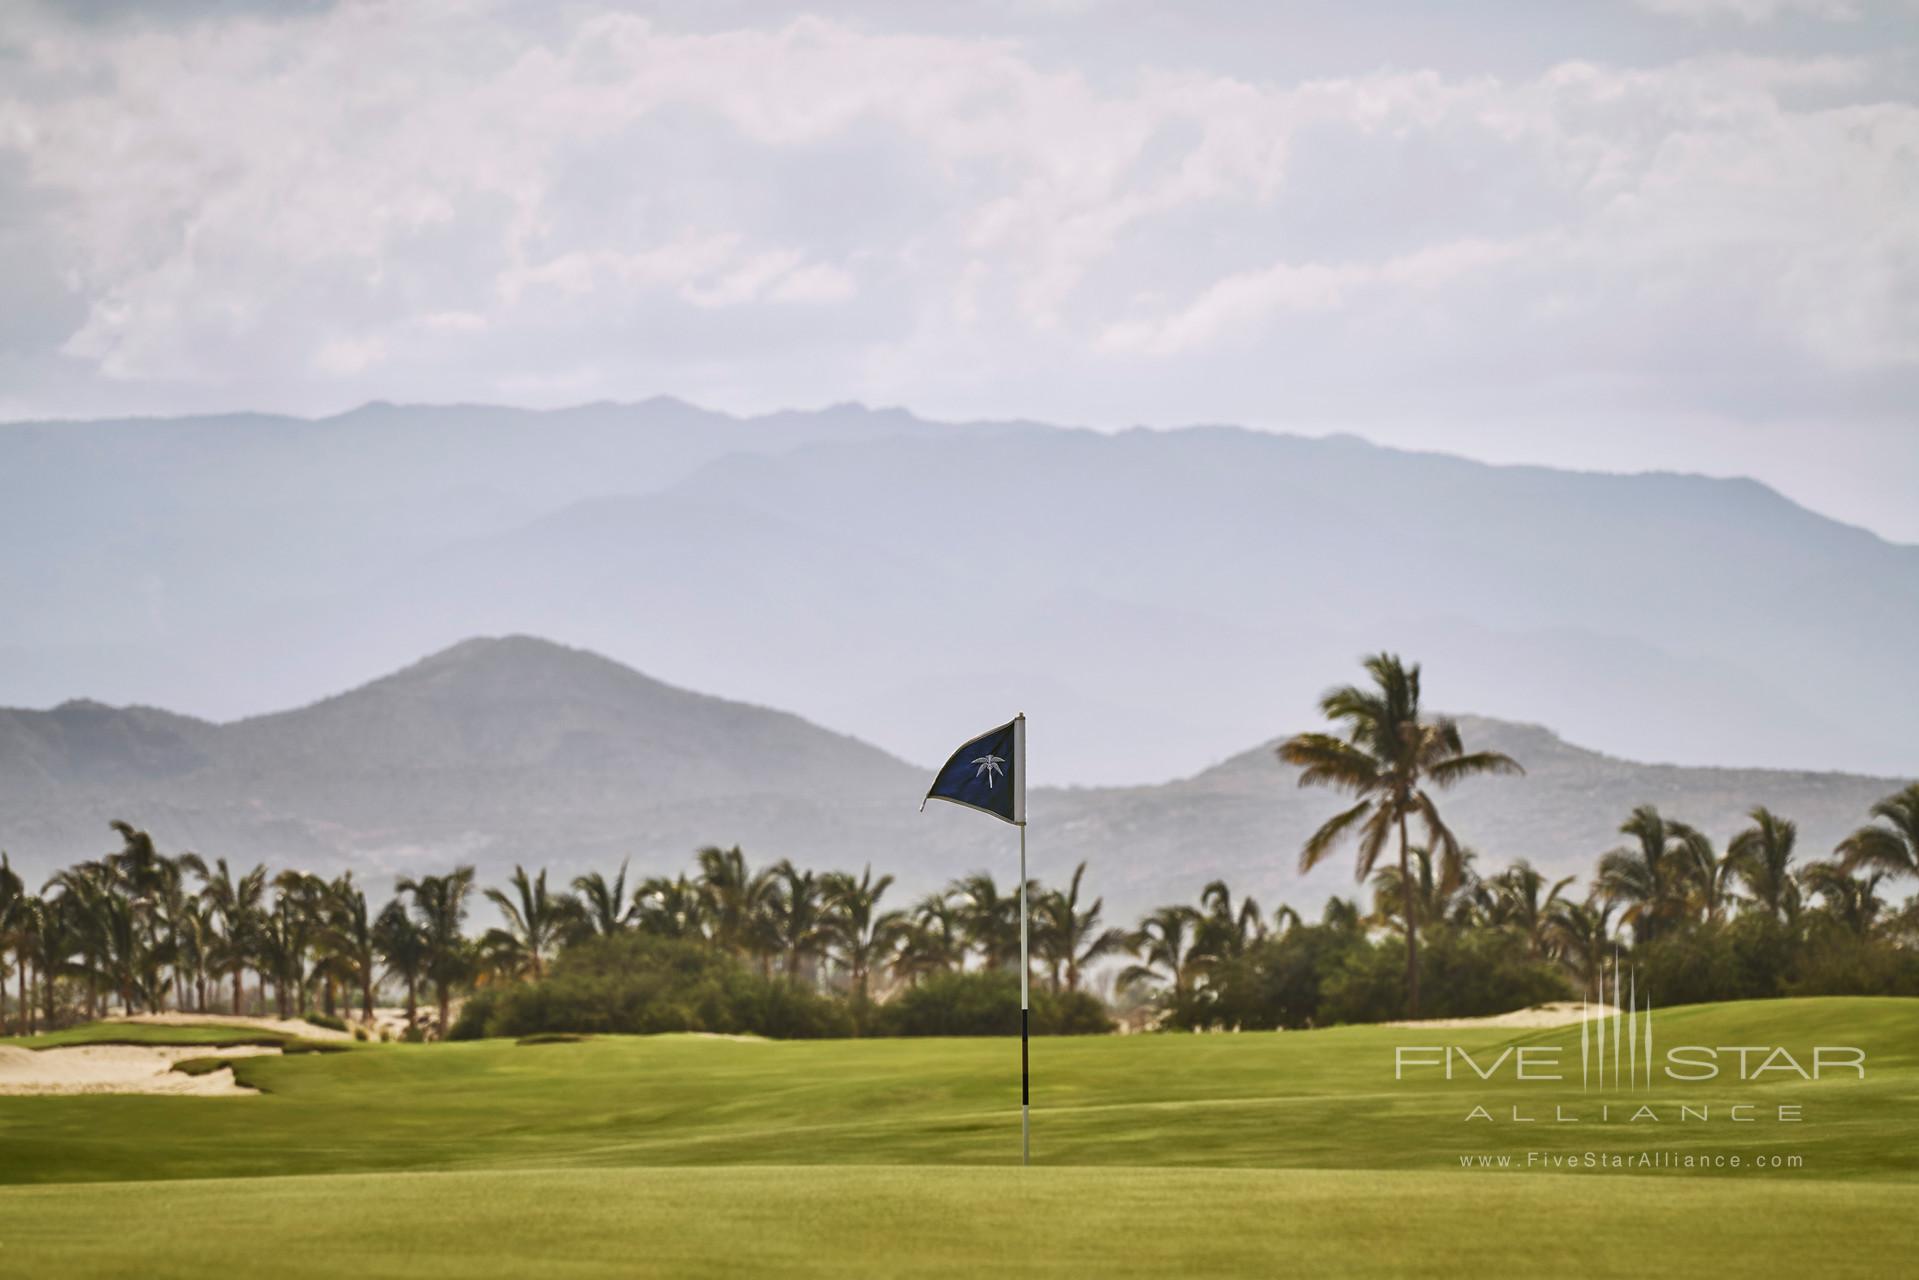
[1318, 929, 1568, 1025]
[879, 971, 1114, 1036]
[302, 1013, 348, 1033]
[451, 935, 853, 1040]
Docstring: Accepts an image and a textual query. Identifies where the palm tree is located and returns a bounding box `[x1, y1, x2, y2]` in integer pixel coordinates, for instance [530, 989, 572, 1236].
[1838, 783, 1919, 881]
[328, 875, 381, 1020]
[892, 898, 965, 987]
[481, 865, 576, 982]
[571, 861, 633, 938]
[1596, 805, 1712, 943]
[202, 859, 266, 1015]
[950, 872, 1021, 970]
[1546, 896, 1615, 989]
[634, 874, 707, 940]
[1193, 879, 1265, 966]
[1487, 860, 1576, 958]
[1119, 905, 1205, 1006]
[768, 860, 831, 984]
[1038, 862, 1129, 993]
[822, 866, 905, 1007]
[24, 894, 83, 1028]
[1369, 846, 1454, 936]
[0, 855, 22, 1033]
[398, 867, 476, 1034]
[1799, 861, 1886, 937]
[1729, 807, 1801, 923]
[374, 899, 428, 1032]
[1278, 653, 1522, 1016]
[696, 846, 780, 972]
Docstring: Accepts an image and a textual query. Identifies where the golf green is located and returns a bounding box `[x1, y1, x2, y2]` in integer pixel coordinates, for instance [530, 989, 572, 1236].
[3, 997, 1914, 1274]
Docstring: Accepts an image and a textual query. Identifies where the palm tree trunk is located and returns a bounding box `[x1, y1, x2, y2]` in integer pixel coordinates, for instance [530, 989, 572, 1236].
[361, 977, 374, 1021]
[405, 975, 418, 1031]
[18, 963, 29, 1035]
[233, 970, 244, 1016]
[1399, 809, 1420, 1018]
[436, 979, 450, 1037]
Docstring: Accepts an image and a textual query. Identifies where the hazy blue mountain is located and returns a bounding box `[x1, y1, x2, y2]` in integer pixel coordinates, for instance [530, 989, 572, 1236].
[1, 401, 1914, 784]
[0, 638, 1903, 924]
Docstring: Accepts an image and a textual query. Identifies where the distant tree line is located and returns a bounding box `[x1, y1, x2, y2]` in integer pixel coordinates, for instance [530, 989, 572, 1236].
[0, 832, 1118, 1039]
[3, 655, 1914, 1039]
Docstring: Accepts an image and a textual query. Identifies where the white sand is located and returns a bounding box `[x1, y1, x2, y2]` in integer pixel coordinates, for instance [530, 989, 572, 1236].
[109, 1011, 356, 1042]
[1385, 1001, 1620, 1030]
[0, 1043, 281, 1096]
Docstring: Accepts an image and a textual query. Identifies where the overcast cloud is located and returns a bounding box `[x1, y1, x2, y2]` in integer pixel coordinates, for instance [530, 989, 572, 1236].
[2, 0, 1915, 537]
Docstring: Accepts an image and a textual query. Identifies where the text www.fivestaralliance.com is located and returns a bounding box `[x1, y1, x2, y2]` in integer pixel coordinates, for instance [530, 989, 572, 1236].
[1459, 1152, 1806, 1171]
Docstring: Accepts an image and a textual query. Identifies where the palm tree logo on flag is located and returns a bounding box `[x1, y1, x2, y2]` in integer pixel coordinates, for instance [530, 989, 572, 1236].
[972, 754, 1005, 787]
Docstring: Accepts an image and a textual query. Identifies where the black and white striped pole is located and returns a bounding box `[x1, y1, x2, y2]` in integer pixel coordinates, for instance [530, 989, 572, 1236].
[1014, 713, 1029, 1166]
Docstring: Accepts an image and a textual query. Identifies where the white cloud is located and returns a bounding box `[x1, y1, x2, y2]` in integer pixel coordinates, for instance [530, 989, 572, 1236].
[1634, 0, 1861, 23]
[0, 0, 1912, 433]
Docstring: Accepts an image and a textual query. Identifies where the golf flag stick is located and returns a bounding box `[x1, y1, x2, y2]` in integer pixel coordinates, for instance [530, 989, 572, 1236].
[1015, 714, 1029, 1167]
[920, 712, 1028, 1165]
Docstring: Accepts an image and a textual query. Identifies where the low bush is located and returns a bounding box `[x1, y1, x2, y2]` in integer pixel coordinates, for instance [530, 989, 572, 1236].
[879, 971, 1114, 1036]
[451, 935, 854, 1040]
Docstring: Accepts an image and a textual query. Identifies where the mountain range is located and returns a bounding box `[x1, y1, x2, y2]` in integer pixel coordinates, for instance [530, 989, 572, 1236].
[0, 636, 1903, 921]
[2, 399, 1915, 787]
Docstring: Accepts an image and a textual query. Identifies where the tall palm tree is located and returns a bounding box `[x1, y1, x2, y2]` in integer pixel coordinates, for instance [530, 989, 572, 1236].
[696, 846, 780, 972]
[1278, 653, 1522, 1016]
[634, 874, 707, 940]
[202, 859, 266, 1015]
[1193, 879, 1265, 966]
[892, 899, 965, 988]
[1119, 905, 1205, 1005]
[1038, 862, 1129, 993]
[481, 865, 576, 982]
[1546, 896, 1615, 989]
[398, 866, 476, 1034]
[1487, 860, 1576, 958]
[1595, 805, 1711, 944]
[1729, 807, 1801, 923]
[1838, 783, 1919, 881]
[374, 899, 428, 1032]
[1799, 861, 1886, 937]
[571, 861, 633, 938]
[24, 894, 83, 1028]
[0, 855, 22, 1034]
[822, 866, 905, 1007]
[768, 860, 831, 984]
[327, 875, 381, 1020]
[950, 872, 1021, 970]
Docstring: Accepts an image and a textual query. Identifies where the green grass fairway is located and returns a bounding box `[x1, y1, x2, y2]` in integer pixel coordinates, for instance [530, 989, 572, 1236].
[0, 1166, 1911, 1279]
[4, 998, 1916, 1274]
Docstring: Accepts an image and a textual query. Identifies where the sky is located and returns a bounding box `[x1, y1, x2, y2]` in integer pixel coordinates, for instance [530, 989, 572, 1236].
[2, 0, 1916, 539]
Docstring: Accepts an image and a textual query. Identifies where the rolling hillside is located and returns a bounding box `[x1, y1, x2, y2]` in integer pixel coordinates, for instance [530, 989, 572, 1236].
[3, 401, 1914, 785]
[0, 638, 1903, 920]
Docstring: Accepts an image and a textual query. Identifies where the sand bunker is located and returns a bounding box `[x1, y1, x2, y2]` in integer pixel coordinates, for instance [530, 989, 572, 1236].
[1386, 1001, 1620, 1030]
[0, 1043, 281, 1096]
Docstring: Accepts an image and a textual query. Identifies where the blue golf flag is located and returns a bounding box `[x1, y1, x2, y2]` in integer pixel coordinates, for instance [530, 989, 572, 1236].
[921, 714, 1025, 826]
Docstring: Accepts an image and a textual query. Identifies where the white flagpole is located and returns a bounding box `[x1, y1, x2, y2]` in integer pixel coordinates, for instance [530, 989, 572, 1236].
[1014, 713, 1028, 1166]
